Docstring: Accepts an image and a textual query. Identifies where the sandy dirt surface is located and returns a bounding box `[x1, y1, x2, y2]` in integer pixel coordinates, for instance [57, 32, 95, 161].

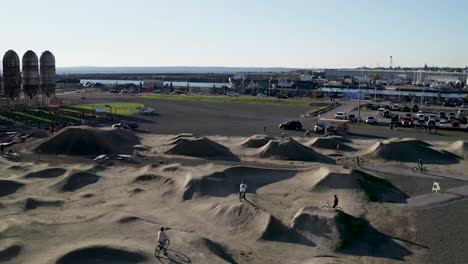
[0, 94, 467, 264]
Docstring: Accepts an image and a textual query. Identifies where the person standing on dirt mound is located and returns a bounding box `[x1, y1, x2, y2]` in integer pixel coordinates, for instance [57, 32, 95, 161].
[332, 195, 339, 208]
[239, 181, 247, 201]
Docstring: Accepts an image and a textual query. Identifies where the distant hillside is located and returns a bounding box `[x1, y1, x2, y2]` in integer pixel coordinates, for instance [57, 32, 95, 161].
[57, 66, 294, 74]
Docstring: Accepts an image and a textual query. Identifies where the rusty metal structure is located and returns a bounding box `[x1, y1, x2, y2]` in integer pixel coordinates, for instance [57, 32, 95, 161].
[2, 50, 22, 100]
[39, 51, 56, 97]
[22, 50, 40, 99]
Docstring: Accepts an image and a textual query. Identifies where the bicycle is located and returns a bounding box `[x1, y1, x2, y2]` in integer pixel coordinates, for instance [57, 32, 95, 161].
[321, 201, 343, 211]
[154, 238, 170, 257]
[412, 166, 428, 174]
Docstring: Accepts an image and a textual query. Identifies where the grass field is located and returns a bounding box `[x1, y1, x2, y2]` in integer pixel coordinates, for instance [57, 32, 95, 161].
[140, 94, 313, 107]
[73, 102, 144, 116]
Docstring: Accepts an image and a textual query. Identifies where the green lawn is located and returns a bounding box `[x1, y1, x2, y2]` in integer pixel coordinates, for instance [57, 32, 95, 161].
[12, 111, 52, 122]
[73, 102, 144, 116]
[140, 94, 312, 107]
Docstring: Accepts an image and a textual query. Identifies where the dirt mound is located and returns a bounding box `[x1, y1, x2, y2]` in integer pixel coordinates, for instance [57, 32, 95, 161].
[24, 197, 64, 210]
[182, 166, 296, 200]
[207, 202, 270, 229]
[445, 140, 468, 158]
[256, 138, 334, 163]
[307, 136, 355, 151]
[310, 169, 408, 203]
[0, 242, 22, 262]
[55, 245, 147, 264]
[24, 168, 67, 179]
[205, 201, 314, 246]
[199, 238, 238, 264]
[259, 213, 315, 246]
[0, 180, 24, 197]
[35, 126, 139, 156]
[290, 207, 341, 249]
[58, 172, 100, 192]
[240, 135, 273, 148]
[165, 137, 239, 161]
[359, 138, 457, 164]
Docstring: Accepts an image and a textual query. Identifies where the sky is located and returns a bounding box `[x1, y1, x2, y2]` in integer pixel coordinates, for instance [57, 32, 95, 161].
[1, 0, 467, 68]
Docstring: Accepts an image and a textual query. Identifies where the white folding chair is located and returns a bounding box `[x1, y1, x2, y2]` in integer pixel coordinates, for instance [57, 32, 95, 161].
[432, 182, 441, 193]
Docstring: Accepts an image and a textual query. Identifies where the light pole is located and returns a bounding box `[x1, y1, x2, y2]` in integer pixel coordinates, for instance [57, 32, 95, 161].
[358, 77, 362, 123]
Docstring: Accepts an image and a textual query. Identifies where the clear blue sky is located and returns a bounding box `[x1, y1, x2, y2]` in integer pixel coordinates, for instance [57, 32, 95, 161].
[1, 0, 467, 68]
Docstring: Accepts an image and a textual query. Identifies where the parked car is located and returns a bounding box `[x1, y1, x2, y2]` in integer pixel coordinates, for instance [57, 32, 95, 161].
[405, 113, 413, 118]
[139, 106, 155, 115]
[383, 110, 391, 118]
[314, 123, 337, 134]
[110, 89, 119, 93]
[112, 122, 139, 130]
[366, 103, 374, 110]
[417, 112, 425, 120]
[334, 112, 346, 120]
[401, 117, 412, 126]
[153, 89, 162, 93]
[276, 94, 288, 99]
[428, 114, 437, 121]
[365, 116, 377, 124]
[438, 120, 448, 129]
[256, 93, 266, 98]
[461, 103, 468, 108]
[346, 114, 356, 123]
[452, 120, 461, 128]
[279, 120, 302, 130]
[227, 92, 240, 97]
[121, 89, 130, 94]
[457, 109, 465, 116]
[416, 119, 425, 128]
[392, 104, 400, 111]
[377, 108, 385, 115]
[443, 101, 456, 107]
[402, 106, 411, 112]
[427, 120, 436, 127]
[458, 116, 467, 124]
[391, 114, 400, 123]
[412, 105, 419, 113]
[439, 111, 446, 120]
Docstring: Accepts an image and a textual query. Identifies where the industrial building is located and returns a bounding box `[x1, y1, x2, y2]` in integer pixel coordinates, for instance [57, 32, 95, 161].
[1, 50, 56, 101]
[324, 69, 468, 84]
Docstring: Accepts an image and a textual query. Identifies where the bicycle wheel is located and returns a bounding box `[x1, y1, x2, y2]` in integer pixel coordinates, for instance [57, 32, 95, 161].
[422, 168, 428, 174]
[412, 167, 419, 173]
[164, 238, 170, 248]
[154, 246, 160, 257]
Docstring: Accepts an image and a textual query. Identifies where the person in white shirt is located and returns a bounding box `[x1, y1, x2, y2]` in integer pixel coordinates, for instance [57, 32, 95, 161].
[239, 181, 247, 201]
[157, 227, 168, 256]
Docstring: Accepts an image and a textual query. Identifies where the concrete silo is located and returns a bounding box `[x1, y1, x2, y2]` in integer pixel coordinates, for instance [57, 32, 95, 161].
[22, 50, 40, 100]
[39, 51, 56, 97]
[2, 50, 22, 100]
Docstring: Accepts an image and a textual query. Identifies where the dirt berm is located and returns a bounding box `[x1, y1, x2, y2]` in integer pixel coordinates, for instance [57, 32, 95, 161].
[35, 126, 139, 156]
[240, 135, 273, 148]
[256, 138, 334, 163]
[358, 138, 458, 164]
[290, 206, 412, 260]
[444, 140, 468, 158]
[165, 137, 239, 161]
[307, 136, 355, 151]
